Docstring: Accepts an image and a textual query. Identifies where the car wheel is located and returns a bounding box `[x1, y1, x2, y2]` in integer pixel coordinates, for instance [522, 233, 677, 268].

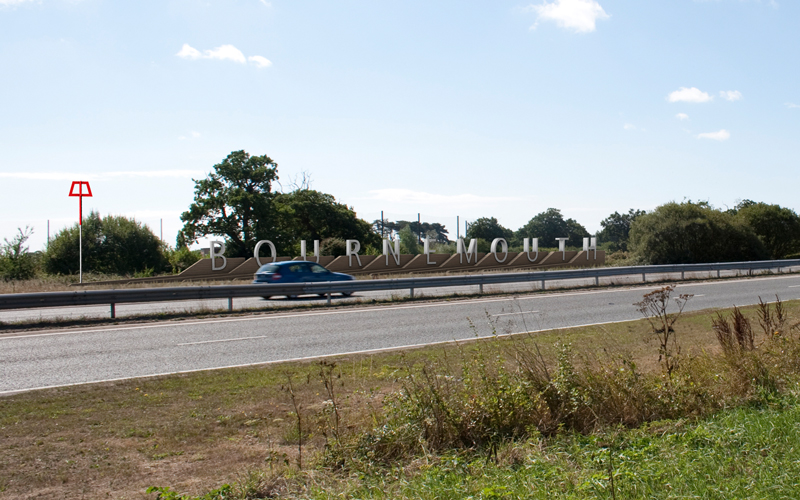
[287, 294, 298, 299]
[341, 291, 353, 297]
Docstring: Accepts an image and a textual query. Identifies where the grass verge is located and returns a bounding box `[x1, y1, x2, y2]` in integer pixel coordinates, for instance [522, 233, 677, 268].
[2, 293, 800, 498]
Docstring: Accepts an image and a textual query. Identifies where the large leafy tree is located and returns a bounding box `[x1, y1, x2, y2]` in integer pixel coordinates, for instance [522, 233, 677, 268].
[274, 189, 380, 251]
[734, 201, 800, 259]
[598, 209, 646, 252]
[516, 208, 589, 248]
[629, 201, 767, 264]
[45, 212, 167, 275]
[466, 217, 514, 241]
[373, 219, 450, 244]
[178, 150, 279, 257]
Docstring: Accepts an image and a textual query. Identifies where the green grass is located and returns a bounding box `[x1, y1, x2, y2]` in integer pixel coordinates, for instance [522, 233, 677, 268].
[309, 395, 800, 499]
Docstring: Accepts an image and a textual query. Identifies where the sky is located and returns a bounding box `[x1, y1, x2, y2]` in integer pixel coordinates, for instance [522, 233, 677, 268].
[1, 0, 799, 251]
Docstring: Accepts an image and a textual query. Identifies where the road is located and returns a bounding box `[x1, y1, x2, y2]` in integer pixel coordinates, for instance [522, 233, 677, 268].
[3, 274, 800, 394]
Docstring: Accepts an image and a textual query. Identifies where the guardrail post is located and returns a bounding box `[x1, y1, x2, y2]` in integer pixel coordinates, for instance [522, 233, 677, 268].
[642, 273, 646, 282]
[541, 279, 545, 290]
[718, 270, 721, 278]
[479, 284, 483, 294]
[681, 271, 685, 280]
[410, 287, 414, 298]
[327, 293, 331, 306]
[228, 297, 233, 311]
[110, 303, 115, 319]
[595, 276, 599, 286]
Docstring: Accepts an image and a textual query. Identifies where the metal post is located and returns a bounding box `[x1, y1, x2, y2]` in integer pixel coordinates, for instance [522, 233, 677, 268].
[720, 270, 723, 278]
[110, 303, 115, 319]
[479, 284, 483, 294]
[228, 297, 233, 311]
[417, 213, 421, 244]
[327, 293, 331, 306]
[541, 279, 545, 290]
[160, 219, 163, 241]
[381, 210, 384, 238]
[642, 273, 646, 282]
[681, 271, 685, 280]
[456, 216, 459, 240]
[595, 276, 599, 286]
[410, 287, 414, 298]
[79, 224, 83, 284]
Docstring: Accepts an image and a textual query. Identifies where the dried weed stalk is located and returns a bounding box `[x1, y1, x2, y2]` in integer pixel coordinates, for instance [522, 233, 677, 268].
[634, 285, 692, 380]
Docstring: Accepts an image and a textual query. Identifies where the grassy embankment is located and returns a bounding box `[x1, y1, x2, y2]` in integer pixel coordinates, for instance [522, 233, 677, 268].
[3, 290, 800, 498]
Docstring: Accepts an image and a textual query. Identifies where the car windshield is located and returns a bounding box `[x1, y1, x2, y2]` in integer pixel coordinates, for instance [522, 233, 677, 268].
[310, 264, 329, 273]
[257, 264, 280, 273]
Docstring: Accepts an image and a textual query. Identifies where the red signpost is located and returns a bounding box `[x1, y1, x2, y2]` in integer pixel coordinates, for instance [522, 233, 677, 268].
[69, 181, 93, 283]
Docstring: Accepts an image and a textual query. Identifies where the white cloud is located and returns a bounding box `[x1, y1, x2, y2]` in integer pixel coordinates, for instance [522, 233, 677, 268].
[720, 90, 742, 101]
[697, 129, 730, 141]
[204, 44, 246, 64]
[248, 55, 272, 68]
[0, 170, 205, 181]
[526, 0, 609, 33]
[176, 43, 202, 60]
[0, 0, 35, 5]
[177, 44, 270, 68]
[623, 123, 636, 130]
[785, 103, 800, 109]
[259, 0, 271, 6]
[179, 131, 201, 140]
[366, 189, 520, 207]
[668, 87, 713, 103]
[676, 113, 690, 120]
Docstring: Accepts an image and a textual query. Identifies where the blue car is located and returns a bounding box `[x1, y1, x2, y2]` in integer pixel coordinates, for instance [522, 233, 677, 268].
[253, 260, 355, 299]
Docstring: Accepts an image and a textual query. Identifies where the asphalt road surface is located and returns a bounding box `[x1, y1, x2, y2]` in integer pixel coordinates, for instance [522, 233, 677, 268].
[3, 274, 800, 394]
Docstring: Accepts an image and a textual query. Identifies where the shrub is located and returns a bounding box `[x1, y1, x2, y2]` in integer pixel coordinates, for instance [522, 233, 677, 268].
[0, 226, 38, 281]
[44, 212, 168, 276]
[629, 201, 767, 264]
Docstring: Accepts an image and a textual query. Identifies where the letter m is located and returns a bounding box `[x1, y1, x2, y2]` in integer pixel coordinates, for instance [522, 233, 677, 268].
[456, 238, 478, 264]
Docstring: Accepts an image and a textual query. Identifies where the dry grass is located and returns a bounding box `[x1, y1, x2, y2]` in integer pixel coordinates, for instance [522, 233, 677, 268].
[2, 299, 800, 499]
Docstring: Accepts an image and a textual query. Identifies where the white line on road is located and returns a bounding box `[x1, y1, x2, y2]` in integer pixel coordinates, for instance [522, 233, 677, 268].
[178, 335, 271, 346]
[491, 311, 540, 317]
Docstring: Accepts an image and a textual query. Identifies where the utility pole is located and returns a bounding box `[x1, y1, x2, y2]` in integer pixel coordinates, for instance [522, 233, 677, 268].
[417, 213, 421, 244]
[456, 216, 459, 240]
[381, 210, 384, 238]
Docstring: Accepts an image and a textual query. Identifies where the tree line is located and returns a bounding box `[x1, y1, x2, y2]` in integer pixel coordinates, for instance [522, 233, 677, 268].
[4, 150, 800, 281]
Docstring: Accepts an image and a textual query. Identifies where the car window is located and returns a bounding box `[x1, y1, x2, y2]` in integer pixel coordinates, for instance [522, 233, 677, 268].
[257, 264, 279, 273]
[310, 264, 329, 274]
[288, 263, 310, 273]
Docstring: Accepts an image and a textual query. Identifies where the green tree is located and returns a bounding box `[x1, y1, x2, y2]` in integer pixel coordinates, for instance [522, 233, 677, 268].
[398, 225, 421, 254]
[0, 226, 37, 281]
[598, 209, 646, 252]
[734, 202, 800, 259]
[179, 150, 279, 258]
[466, 217, 513, 241]
[516, 208, 589, 248]
[275, 189, 380, 252]
[165, 246, 202, 274]
[44, 212, 167, 275]
[629, 201, 767, 264]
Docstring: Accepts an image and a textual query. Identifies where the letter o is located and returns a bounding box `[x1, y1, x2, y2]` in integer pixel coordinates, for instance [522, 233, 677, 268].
[491, 238, 508, 263]
[254, 240, 277, 266]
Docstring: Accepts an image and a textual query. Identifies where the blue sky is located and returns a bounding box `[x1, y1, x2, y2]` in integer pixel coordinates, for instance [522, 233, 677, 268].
[1, 0, 798, 251]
